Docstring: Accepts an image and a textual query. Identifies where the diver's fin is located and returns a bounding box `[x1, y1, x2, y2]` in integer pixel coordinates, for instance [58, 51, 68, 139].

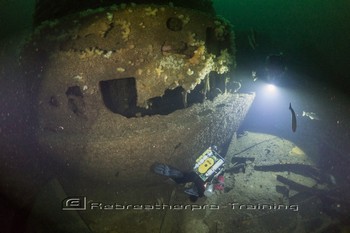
[184, 186, 199, 197]
[152, 163, 184, 178]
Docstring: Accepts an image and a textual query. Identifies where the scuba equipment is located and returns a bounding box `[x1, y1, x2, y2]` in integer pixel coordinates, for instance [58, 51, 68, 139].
[203, 175, 225, 197]
[204, 183, 214, 197]
[152, 146, 225, 200]
[265, 52, 287, 85]
[193, 146, 225, 197]
[214, 175, 225, 191]
[193, 146, 225, 182]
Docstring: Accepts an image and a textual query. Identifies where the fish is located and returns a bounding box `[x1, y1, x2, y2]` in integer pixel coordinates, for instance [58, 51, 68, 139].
[289, 103, 297, 132]
[302, 111, 320, 120]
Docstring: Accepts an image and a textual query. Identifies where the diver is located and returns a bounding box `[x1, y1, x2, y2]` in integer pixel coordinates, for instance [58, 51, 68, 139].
[264, 52, 287, 85]
[152, 146, 225, 202]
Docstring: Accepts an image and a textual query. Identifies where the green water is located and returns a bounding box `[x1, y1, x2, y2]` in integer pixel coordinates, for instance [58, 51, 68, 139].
[213, 0, 350, 91]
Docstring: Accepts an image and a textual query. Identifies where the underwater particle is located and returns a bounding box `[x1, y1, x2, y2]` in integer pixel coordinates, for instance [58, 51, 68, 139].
[116, 67, 125, 72]
[139, 22, 146, 28]
[73, 75, 83, 80]
[178, 14, 190, 24]
[94, 48, 104, 55]
[106, 12, 113, 21]
[83, 85, 88, 91]
[166, 17, 183, 31]
[104, 51, 113, 58]
[137, 69, 143, 75]
[145, 7, 158, 16]
[187, 68, 194, 75]
[289, 146, 305, 156]
[155, 66, 164, 76]
[155, 66, 164, 77]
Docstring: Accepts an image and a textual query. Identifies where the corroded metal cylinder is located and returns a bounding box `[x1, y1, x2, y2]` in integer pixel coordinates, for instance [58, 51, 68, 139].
[20, 3, 253, 184]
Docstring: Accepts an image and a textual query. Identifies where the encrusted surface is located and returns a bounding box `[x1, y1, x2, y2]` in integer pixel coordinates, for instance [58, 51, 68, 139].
[25, 4, 235, 108]
[39, 92, 255, 182]
[20, 3, 240, 184]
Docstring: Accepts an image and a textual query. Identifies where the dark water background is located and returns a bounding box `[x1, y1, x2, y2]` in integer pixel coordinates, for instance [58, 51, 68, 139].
[1, 1, 349, 90]
[213, 0, 350, 92]
[211, 0, 350, 161]
[212, 0, 350, 181]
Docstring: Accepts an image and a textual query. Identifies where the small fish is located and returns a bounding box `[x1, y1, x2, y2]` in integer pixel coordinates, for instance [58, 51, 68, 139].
[289, 103, 297, 132]
[302, 111, 320, 120]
